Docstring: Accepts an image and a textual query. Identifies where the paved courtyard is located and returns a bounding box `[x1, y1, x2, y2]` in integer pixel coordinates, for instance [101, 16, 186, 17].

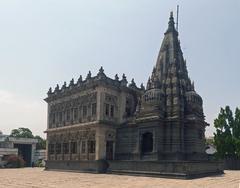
[0, 168, 239, 188]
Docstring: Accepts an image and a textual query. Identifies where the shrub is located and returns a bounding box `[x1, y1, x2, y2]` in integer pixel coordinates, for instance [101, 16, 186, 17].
[5, 155, 25, 168]
[35, 159, 45, 167]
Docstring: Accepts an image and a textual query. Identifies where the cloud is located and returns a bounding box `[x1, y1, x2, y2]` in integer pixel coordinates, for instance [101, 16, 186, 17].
[0, 90, 46, 137]
[0, 90, 15, 104]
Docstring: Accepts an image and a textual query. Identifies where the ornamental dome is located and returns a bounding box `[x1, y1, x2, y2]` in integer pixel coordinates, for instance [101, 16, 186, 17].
[137, 88, 165, 118]
[143, 88, 164, 105]
[185, 91, 203, 106]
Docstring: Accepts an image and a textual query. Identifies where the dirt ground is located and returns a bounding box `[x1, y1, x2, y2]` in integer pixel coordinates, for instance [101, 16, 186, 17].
[0, 168, 240, 188]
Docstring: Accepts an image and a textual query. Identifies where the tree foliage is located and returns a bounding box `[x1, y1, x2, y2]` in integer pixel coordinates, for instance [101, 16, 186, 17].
[35, 135, 46, 150]
[205, 137, 214, 145]
[10, 127, 34, 138]
[214, 106, 240, 159]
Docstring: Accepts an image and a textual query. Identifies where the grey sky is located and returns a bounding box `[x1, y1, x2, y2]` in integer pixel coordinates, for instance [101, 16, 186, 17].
[0, 0, 239, 138]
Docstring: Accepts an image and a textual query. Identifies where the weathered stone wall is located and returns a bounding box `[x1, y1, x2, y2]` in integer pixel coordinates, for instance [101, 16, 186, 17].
[184, 120, 206, 155]
[115, 126, 139, 160]
[45, 160, 108, 173]
[224, 157, 240, 170]
[115, 119, 208, 161]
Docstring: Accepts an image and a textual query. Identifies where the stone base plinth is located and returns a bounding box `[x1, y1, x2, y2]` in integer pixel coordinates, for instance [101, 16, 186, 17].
[45, 160, 223, 179]
[45, 160, 109, 173]
[108, 160, 224, 179]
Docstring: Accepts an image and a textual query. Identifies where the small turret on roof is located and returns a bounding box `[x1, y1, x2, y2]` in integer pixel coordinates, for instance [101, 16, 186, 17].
[86, 71, 92, 79]
[97, 66, 106, 79]
[54, 84, 60, 92]
[115, 74, 119, 81]
[121, 74, 128, 86]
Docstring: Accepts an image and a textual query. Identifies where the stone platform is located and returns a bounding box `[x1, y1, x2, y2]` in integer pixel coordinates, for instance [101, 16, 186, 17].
[45, 160, 108, 173]
[46, 160, 224, 179]
[108, 160, 224, 179]
[1, 168, 240, 188]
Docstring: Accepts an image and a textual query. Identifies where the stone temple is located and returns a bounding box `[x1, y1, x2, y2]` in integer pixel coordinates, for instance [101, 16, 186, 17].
[45, 12, 223, 178]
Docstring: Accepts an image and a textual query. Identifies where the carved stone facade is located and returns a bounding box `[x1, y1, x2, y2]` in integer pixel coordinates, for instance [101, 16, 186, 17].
[45, 12, 223, 177]
[45, 68, 142, 161]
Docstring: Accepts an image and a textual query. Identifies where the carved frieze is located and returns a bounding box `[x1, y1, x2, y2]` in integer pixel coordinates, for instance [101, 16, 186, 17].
[105, 93, 118, 106]
[105, 130, 116, 140]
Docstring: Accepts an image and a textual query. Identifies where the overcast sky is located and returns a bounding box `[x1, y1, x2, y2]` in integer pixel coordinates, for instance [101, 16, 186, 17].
[0, 0, 239, 138]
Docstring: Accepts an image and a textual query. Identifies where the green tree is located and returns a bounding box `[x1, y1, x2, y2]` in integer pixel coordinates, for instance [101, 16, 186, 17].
[34, 135, 46, 150]
[10, 127, 34, 138]
[214, 106, 240, 159]
[205, 137, 214, 145]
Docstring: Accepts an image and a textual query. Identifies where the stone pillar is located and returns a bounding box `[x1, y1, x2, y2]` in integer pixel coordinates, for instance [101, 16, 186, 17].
[96, 90, 101, 121]
[86, 140, 89, 160]
[78, 140, 81, 160]
[46, 140, 49, 160]
[61, 143, 64, 160]
[63, 111, 66, 125]
[31, 143, 36, 165]
[113, 142, 116, 160]
[69, 141, 71, 160]
[71, 108, 74, 124]
[119, 92, 127, 123]
[54, 143, 57, 160]
[47, 105, 50, 129]
[95, 127, 106, 160]
[97, 88, 105, 121]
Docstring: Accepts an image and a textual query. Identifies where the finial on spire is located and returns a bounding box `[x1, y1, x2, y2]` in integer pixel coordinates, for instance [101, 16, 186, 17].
[176, 5, 179, 32]
[165, 11, 177, 34]
[169, 11, 174, 27]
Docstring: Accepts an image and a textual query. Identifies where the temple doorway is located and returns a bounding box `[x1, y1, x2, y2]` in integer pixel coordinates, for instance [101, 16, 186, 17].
[106, 141, 114, 160]
[141, 132, 153, 154]
[14, 144, 32, 167]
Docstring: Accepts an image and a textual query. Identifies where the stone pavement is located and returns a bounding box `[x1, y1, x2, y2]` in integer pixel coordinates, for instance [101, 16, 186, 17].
[0, 168, 239, 188]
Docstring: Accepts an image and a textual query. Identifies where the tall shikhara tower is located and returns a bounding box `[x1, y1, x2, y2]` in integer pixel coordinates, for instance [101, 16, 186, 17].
[133, 12, 207, 160]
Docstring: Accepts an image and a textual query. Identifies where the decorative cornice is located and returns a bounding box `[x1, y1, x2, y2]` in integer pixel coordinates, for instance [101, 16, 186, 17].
[45, 68, 144, 103]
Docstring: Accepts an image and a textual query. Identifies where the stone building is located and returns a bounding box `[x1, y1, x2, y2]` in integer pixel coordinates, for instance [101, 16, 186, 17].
[45, 12, 223, 178]
[45, 69, 142, 162]
[0, 131, 38, 167]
